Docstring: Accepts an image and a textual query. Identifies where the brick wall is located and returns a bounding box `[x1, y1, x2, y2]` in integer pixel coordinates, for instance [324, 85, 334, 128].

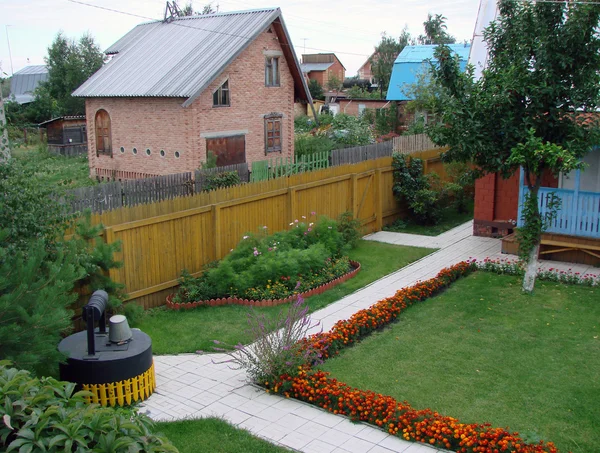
[86, 28, 295, 179]
[473, 169, 559, 237]
[339, 99, 389, 117]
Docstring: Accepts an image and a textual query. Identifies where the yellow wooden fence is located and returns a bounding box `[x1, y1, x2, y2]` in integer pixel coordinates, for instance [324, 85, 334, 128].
[86, 151, 443, 310]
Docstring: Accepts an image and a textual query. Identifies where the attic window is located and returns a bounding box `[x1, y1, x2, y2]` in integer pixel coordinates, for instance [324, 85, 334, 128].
[213, 80, 230, 107]
[267, 27, 273, 33]
[265, 57, 280, 87]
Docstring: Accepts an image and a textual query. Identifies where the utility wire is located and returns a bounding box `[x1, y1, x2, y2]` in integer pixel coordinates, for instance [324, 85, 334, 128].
[67, 0, 373, 57]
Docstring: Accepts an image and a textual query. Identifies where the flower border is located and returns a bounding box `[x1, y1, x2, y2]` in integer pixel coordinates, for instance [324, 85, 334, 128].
[165, 260, 361, 310]
[266, 261, 561, 453]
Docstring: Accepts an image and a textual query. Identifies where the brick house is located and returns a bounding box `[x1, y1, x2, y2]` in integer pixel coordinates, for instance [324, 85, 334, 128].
[357, 53, 375, 86]
[300, 53, 346, 89]
[73, 8, 312, 180]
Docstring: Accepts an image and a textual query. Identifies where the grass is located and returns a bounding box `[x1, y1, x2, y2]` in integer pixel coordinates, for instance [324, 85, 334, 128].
[137, 240, 433, 355]
[12, 145, 96, 191]
[384, 203, 473, 236]
[319, 272, 600, 453]
[156, 417, 290, 453]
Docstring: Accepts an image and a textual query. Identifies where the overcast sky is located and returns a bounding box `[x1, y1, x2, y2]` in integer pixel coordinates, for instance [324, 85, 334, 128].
[0, 0, 480, 78]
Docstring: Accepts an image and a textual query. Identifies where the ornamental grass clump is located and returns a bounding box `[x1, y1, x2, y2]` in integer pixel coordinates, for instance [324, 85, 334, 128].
[213, 295, 323, 383]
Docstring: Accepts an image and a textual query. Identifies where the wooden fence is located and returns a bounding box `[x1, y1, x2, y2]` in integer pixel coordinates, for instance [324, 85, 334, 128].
[392, 133, 440, 154]
[331, 141, 394, 166]
[64, 163, 249, 214]
[85, 157, 411, 310]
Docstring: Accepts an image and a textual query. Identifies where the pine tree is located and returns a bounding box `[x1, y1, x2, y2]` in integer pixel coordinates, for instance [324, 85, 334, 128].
[0, 232, 82, 377]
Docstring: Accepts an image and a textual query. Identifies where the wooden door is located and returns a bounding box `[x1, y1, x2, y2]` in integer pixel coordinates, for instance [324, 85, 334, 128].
[95, 110, 112, 156]
[206, 135, 246, 167]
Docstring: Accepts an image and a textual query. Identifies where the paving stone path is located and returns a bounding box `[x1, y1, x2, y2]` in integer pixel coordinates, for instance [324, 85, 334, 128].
[140, 221, 594, 453]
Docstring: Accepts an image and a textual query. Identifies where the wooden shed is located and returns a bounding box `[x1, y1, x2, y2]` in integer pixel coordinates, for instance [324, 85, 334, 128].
[39, 116, 88, 157]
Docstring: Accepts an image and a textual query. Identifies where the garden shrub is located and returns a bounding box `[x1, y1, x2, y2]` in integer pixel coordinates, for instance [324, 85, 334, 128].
[337, 211, 362, 248]
[201, 171, 241, 192]
[173, 215, 355, 303]
[0, 364, 178, 452]
[392, 153, 445, 225]
[294, 133, 334, 159]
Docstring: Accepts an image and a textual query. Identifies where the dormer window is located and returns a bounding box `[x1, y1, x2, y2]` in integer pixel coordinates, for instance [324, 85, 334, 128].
[265, 57, 280, 87]
[213, 80, 230, 107]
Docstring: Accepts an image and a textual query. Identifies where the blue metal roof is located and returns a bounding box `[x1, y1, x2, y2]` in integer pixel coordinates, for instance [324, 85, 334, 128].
[386, 44, 470, 101]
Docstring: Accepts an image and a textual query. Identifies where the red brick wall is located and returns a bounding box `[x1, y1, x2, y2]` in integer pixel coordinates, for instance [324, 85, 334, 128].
[307, 71, 325, 87]
[474, 169, 560, 237]
[325, 59, 345, 87]
[85, 29, 295, 179]
[338, 99, 390, 117]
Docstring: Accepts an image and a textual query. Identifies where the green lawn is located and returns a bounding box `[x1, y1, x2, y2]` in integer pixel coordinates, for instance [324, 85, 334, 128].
[138, 241, 433, 354]
[319, 272, 599, 453]
[156, 418, 290, 453]
[384, 203, 473, 236]
[12, 145, 96, 191]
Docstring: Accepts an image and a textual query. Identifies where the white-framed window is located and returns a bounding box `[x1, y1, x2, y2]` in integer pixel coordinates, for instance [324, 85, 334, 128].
[213, 80, 230, 106]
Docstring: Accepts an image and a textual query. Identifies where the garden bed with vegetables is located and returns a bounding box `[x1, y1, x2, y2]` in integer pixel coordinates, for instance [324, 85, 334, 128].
[168, 213, 363, 309]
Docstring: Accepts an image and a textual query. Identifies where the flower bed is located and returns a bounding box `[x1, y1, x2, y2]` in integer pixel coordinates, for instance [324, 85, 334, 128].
[265, 262, 560, 453]
[166, 260, 361, 310]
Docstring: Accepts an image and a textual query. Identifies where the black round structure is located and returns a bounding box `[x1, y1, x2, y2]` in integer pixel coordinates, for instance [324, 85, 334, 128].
[58, 328, 155, 407]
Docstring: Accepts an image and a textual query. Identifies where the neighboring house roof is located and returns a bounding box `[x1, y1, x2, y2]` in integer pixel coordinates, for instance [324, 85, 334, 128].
[73, 8, 311, 107]
[301, 62, 334, 73]
[387, 44, 471, 101]
[9, 65, 48, 104]
[39, 115, 86, 127]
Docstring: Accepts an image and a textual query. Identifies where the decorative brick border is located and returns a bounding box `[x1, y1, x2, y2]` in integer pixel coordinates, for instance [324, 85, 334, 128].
[165, 260, 361, 310]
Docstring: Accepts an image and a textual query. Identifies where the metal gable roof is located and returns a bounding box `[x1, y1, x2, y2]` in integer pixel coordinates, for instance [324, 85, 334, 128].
[387, 44, 471, 101]
[9, 65, 49, 104]
[72, 8, 287, 102]
[300, 62, 334, 73]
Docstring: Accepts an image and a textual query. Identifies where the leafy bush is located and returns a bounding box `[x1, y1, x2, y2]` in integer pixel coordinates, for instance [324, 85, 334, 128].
[214, 295, 322, 383]
[337, 211, 362, 248]
[330, 114, 373, 146]
[174, 215, 355, 303]
[0, 364, 178, 452]
[201, 171, 241, 192]
[294, 133, 334, 159]
[0, 157, 73, 253]
[392, 153, 445, 225]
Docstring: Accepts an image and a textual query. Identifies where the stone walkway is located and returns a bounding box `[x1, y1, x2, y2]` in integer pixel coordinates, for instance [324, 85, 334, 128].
[140, 222, 595, 453]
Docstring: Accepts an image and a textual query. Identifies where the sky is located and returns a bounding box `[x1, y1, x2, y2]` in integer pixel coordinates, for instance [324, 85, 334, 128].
[0, 0, 480, 78]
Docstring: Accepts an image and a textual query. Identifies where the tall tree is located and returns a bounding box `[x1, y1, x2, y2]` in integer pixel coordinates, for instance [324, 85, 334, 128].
[181, 2, 216, 16]
[370, 29, 411, 98]
[40, 32, 105, 116]
[417, 14, 456, 45]
[428, 0, 600, 291]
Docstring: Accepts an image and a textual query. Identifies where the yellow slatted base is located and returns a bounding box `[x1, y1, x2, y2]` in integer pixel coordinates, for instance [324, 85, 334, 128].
[82, 362, 156, 407]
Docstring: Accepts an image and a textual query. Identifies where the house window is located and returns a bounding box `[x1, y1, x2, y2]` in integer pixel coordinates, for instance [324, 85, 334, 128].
[206, 135, 246, 166]
[265, 57, 280, 87]
[213, 80, 230, 106]
[264, 113, 282, 154]
[95, 109, 112, 157]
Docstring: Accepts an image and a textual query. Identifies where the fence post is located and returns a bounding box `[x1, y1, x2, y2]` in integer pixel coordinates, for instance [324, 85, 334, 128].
[352, 174, 358, 219]
[212, 204, 222, 260]
[374, 169, 383, 232]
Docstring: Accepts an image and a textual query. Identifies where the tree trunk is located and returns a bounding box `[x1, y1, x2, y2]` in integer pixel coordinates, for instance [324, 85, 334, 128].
[522, 242, 539, 293]
[521, 177, 541, 293]
[0, 95, 10, 163]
